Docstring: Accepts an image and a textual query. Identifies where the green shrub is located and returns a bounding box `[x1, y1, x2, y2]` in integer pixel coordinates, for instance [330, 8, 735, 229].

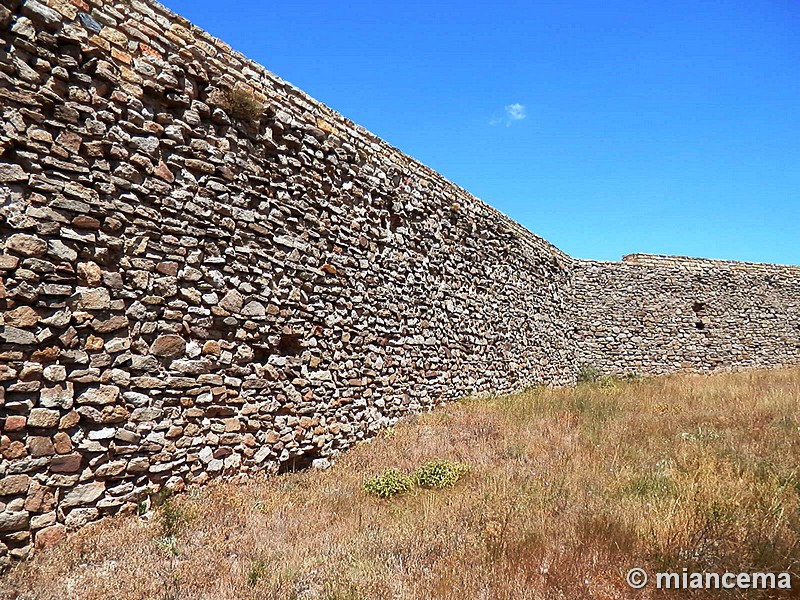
[155, 534, 179, 556]
[247, 559, 267, 587]
[159, 500, 187, 538]
[363, 469, 414, 498]
[623, 472, 675, 499]
[414, 460, 469, 489]
[577, 364, 602, 384]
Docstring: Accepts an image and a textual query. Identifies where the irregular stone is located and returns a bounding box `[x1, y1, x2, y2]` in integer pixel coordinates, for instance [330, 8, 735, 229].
[3, 440, 27, 460]
[126, 457, 150, 474]
[105, 337, 130, 353]
[223, 418, 241, 432]
[34, 524, 66, 549]
[61, 482, 105, 509]
[64, 508, 99, 530]
[21, 0, 61, 30]
[84, 335, 104, 351]
[0, 163, 26, 183]
[312, 458, 332, 470]
[91, 315, 128, 333]
[52, 432, 72, 454]
[28, 408, 60, 428]
[77, 262, 103, 286]
[130, 407, 162, 421]
[24, 479, 56, 513]
[6, 234, 47, 257]
[27, 437, 55, 457]
[202, 340, 221, 356]
[75, 287, 111, 310]
[115, 429, 140, 444]
[59, 411, 80, 429]
[4, 306, 39, 328]
[0, 254, 19, 270]
[40, 384, 73, 409]
[130, 354, 159, 371]
[218, 290, 243, 312]
[150, 334, 185, 357]
[72, 215, 101, 230]
[0, 365, 17, 381]
[0, 511, 29, 532]
[94, 460, 126, 478]
[4, 416, 26, 432]
[50, 453, 82, 473]
[30, 512, 56, 530]
[0, 475, 30, 496]
[87, 427, 115, 440]
[43, 365, 67, 382]
[242, 301, 266, 317]
[185, 340, 201, 358]
[184, 158, 215, 174]
[1, 326, 36, 345]
[47, 240, 78, 262]
[153, 161, 175, 183]
[76, 385, 119, 406]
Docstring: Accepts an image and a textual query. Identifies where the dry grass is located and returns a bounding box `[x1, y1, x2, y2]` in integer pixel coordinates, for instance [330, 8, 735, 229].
[4, 369, 800, 599]
[210, 84, 265, 124]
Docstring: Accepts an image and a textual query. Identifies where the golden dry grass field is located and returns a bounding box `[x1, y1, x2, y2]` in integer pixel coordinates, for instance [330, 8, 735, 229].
[3, 369, 800, 599]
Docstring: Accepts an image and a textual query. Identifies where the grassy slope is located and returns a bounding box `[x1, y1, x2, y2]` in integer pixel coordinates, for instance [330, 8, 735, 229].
[4, 369, 800, 599]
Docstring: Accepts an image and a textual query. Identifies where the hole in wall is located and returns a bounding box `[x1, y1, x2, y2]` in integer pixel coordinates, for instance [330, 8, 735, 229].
[277, 450, 320, 474]
[389, 215, 403, 231]
[692, 301, 706, 313]
[695, 321, 706, 330]
[252, 345, 271, 363]
[277, 333, 304, 356]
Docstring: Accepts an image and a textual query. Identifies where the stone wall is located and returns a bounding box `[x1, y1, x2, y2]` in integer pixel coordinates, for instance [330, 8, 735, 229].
[573, 255, 800, 376]
[1, 0, 799, 569]
[0, 0, 575, 565]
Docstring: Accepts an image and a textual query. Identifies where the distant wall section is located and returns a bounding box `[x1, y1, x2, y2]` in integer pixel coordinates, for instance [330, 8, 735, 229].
[573, 254, 800, 376]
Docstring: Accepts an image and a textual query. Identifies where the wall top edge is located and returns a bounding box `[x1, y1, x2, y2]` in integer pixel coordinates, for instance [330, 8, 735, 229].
[574, 254, 800, 273]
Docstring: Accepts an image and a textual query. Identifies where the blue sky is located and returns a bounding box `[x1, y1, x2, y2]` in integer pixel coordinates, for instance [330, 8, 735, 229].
[163, 0, 798, 264]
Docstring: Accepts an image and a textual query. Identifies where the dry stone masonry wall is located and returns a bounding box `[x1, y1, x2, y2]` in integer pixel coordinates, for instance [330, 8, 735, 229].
[0, 0, 574, 564]
[573, 255, 800, 376]
[0, 0, 798, 567]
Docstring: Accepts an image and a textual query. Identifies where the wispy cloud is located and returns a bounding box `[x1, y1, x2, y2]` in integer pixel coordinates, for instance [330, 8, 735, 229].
[490, 103, 527, 127]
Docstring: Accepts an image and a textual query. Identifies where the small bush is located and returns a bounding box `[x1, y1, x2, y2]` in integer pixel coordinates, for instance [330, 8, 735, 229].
[247, 559, 267, 588]
[577, 364, 602, 384]
[154, 534, 179, 556]
[136, 498, 149, 516]
[623, 472, 675, 499]
[159, 500, 187, 538]
[363, 469, 414, 498]
[414, 460, 469, 489]
[212, 84, 264, 123]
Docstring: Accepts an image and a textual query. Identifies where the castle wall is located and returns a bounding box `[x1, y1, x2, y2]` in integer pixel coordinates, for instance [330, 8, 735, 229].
[0, 0, 574, 563]
[573, 255, 800, 376]
[1, 0, 799, 568]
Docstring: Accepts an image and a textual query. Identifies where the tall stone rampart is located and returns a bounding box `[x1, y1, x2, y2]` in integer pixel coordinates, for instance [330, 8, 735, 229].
[1, 0, 799, 568]
[0, 0, 574, 563]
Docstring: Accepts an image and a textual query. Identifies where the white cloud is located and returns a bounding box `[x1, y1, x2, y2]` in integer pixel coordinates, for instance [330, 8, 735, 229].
[505, 103, 526, 121]
[490, 103, 527, 127]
